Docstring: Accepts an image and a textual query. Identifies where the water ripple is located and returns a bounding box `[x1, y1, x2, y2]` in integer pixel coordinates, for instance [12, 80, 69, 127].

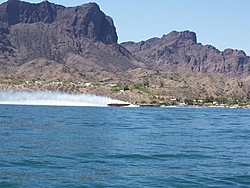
[0, 106, 250, 187]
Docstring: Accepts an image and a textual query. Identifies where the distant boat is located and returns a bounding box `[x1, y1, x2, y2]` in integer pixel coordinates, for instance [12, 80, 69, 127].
[209, 104, 226, 108]
[139, 104, 156, 107]
[107, 103, 130, 107]
[162, 105, 177, 108]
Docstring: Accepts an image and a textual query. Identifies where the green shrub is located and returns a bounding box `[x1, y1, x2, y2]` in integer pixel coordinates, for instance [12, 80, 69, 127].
[123, 85, 129, 91]
[134, 83, 143, 89]
[111, 88, 119, 92]
[92, 82, 101, 86]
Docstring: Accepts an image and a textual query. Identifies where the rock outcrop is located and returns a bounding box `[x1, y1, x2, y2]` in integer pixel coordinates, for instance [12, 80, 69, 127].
[122, 30, 250, 77]
[0, 0, 117, 43]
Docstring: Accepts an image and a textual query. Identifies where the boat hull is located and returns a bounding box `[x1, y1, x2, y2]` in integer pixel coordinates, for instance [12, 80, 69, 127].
[107, 103, 130, 107]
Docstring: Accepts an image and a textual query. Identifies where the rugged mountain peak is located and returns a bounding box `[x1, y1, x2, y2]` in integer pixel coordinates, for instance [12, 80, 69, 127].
[223, 48, 246, 56]
[58, 2, 118, 44]
[162, 30, 197, 45]
[0, 0, 117, 44]
[1, 0, 61, 25]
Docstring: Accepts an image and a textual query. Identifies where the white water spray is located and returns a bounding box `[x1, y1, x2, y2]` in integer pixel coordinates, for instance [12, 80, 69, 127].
[0, 90, 127, 107]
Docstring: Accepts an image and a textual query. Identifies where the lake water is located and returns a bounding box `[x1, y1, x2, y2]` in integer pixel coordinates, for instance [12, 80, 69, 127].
[1, 105, 250, 187]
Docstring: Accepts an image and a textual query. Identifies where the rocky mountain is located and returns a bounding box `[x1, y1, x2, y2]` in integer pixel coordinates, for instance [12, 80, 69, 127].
[1, 0, 250, 83]
[122, 30, 250, 77]
[0, 0, 140, 81]
[1, 0, 250, 102]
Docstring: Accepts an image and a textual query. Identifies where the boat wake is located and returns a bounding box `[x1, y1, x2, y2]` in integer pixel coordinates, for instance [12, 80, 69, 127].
[0, 90, 126, 107]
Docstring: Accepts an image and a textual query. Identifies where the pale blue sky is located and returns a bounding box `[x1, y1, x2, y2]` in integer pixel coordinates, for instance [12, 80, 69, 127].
[1, 0, 249, 55]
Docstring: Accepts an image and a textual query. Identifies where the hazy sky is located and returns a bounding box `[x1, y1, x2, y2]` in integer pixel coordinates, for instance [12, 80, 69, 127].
[1, 0, 249, 55]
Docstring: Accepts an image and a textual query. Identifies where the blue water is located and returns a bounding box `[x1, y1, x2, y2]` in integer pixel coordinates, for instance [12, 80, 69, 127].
[1, 105, 250, 187]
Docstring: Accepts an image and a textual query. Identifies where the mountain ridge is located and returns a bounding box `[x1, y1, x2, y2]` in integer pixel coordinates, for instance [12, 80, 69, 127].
[1, 0, 249, 80]
[122, 30, 250, 77]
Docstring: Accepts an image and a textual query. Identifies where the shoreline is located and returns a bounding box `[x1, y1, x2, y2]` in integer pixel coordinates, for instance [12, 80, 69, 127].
[0, 88, 248, 109]
[0, 79, 249, 108]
